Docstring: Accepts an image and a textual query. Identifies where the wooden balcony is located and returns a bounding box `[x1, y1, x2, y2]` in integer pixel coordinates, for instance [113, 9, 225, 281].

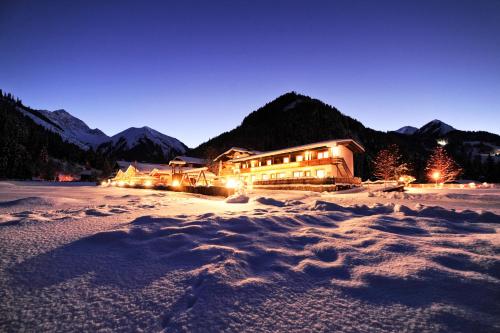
[239, 157, 343, 173]
[253, 176, 361, 186]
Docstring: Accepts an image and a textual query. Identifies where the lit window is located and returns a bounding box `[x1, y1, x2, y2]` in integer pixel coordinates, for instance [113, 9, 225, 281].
[251, 160, 257, 167]
[278, 173, 286, 179]
[262, 174, 269, 180]
[271, 174, 276, 179]
[318, 152, 323, 159]
[266, 159, 272, 166]
[251, 175, 256, 182]
[296, 155, 303, 162]
[283, 157, 290, 163]
[305, 171, 311, 177]
[316, 169, 325, 178]
[331, 146, 340, 157]
[293, 171, 303, 178]
[304, 151, 311, 161]
[323, 151, 329, 158]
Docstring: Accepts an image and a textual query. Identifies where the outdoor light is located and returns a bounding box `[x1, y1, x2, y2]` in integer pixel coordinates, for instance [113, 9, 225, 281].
[437, 139, 447, 146]
[101, 181, 108, 187]
[225, 178, 238, 189]
[432, 171, 441, 187]
[118, 181, 125, 187]
[144, 180, 152, 187]
[172, 180, 180, 187]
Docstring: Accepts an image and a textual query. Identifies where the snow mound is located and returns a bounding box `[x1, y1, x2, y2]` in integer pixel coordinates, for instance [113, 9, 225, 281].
[225, 194, 249, 203]
[0, 196, 54, 208]
[252, 197, 285, 207]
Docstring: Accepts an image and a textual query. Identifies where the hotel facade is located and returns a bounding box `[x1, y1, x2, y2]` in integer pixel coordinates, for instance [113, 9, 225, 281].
[110, 139, 364, 191]
[216, 139, 364, 187]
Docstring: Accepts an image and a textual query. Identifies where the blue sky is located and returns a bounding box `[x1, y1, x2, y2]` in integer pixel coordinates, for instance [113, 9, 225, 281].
[1, 0, 499, 147]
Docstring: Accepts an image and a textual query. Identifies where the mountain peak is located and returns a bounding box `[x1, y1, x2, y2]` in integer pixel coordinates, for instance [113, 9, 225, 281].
[110, 126, 187, 158]
[394, 126, 418, 135]
[419, 119, 455, 136]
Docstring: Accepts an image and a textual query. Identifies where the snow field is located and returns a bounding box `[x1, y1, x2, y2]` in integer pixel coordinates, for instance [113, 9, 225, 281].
[0, 182, 499, 332]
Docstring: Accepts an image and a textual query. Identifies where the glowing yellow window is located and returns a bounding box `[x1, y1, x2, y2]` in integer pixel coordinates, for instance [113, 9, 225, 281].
[266, 159, 272, 166]
[283, 157, 290, 163]
[316, 169, 326, 178]
[296, 155, 303, 162]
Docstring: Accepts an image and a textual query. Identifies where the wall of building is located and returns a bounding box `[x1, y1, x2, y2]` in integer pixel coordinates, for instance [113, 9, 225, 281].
[236, 164, 337, 183]
[338, 145, 354, 176]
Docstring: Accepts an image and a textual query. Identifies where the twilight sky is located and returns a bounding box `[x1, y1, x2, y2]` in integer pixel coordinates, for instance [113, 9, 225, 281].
[1, 0, 499, 147]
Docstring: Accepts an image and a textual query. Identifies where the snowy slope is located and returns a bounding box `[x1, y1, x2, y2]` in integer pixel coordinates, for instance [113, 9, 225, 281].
[394, 126, 418, 135]
[418, 119, 455, 136]
[108, 126, 187, 157]
[16, 107, 109, 150]
[42, 109, 110, 148]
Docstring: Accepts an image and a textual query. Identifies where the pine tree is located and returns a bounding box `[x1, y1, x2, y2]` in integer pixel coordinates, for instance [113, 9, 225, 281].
[372, 144, 409, 181]
[425, 146, 462, 183]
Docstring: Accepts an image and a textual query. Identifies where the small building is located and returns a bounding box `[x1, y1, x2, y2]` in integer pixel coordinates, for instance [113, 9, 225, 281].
[169, 156, 208, 169]
[218, 139, 364, 188]
[112, 161, 170, 187]
[213, 147, 261, 177]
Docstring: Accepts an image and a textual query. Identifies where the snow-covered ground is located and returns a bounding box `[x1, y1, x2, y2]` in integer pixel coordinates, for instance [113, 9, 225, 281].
[0, 182, 499, 332]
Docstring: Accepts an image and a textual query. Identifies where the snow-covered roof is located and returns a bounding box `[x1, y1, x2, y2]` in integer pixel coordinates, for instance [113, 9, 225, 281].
[169, 156, 208, 165]
[116, 160, 170, 173]
[230, 139, 365, 162]
[214, 147, 262, 162]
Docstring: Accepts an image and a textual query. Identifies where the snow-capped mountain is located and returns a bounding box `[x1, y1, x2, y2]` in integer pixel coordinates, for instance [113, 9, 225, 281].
[15, 104, 187, 160]
[16, 106, 109, 150]
[394, 120, 455, 136]
[418, 119, 455, 136]
[99, 126, 188, 162]
[110, 126, 187, 153]
[394, 126, 418, 135]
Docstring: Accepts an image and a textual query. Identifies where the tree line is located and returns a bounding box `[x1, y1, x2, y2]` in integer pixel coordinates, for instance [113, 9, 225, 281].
[0, 91, 114, 180]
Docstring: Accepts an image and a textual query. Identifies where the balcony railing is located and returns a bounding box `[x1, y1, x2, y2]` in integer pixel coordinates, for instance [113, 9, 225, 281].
[239, 157, 343, 173]
[253, 176, 361, 186]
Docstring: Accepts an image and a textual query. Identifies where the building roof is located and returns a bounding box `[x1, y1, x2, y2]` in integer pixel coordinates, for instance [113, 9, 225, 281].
[169, 156, 208, 165]
[116, 160, 170, 173]
[229, 139, 365, 162]
[214, 147, 262, 162]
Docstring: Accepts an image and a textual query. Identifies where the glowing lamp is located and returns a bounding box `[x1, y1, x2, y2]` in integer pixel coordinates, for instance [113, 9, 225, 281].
[101, 181, 108, 187]
[432, 171, 440, 180]
[225, 178, 238, 189]
[144, 180, 153, 187]
[117, 181, 125, 187]
[172, 180, 180, 187]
